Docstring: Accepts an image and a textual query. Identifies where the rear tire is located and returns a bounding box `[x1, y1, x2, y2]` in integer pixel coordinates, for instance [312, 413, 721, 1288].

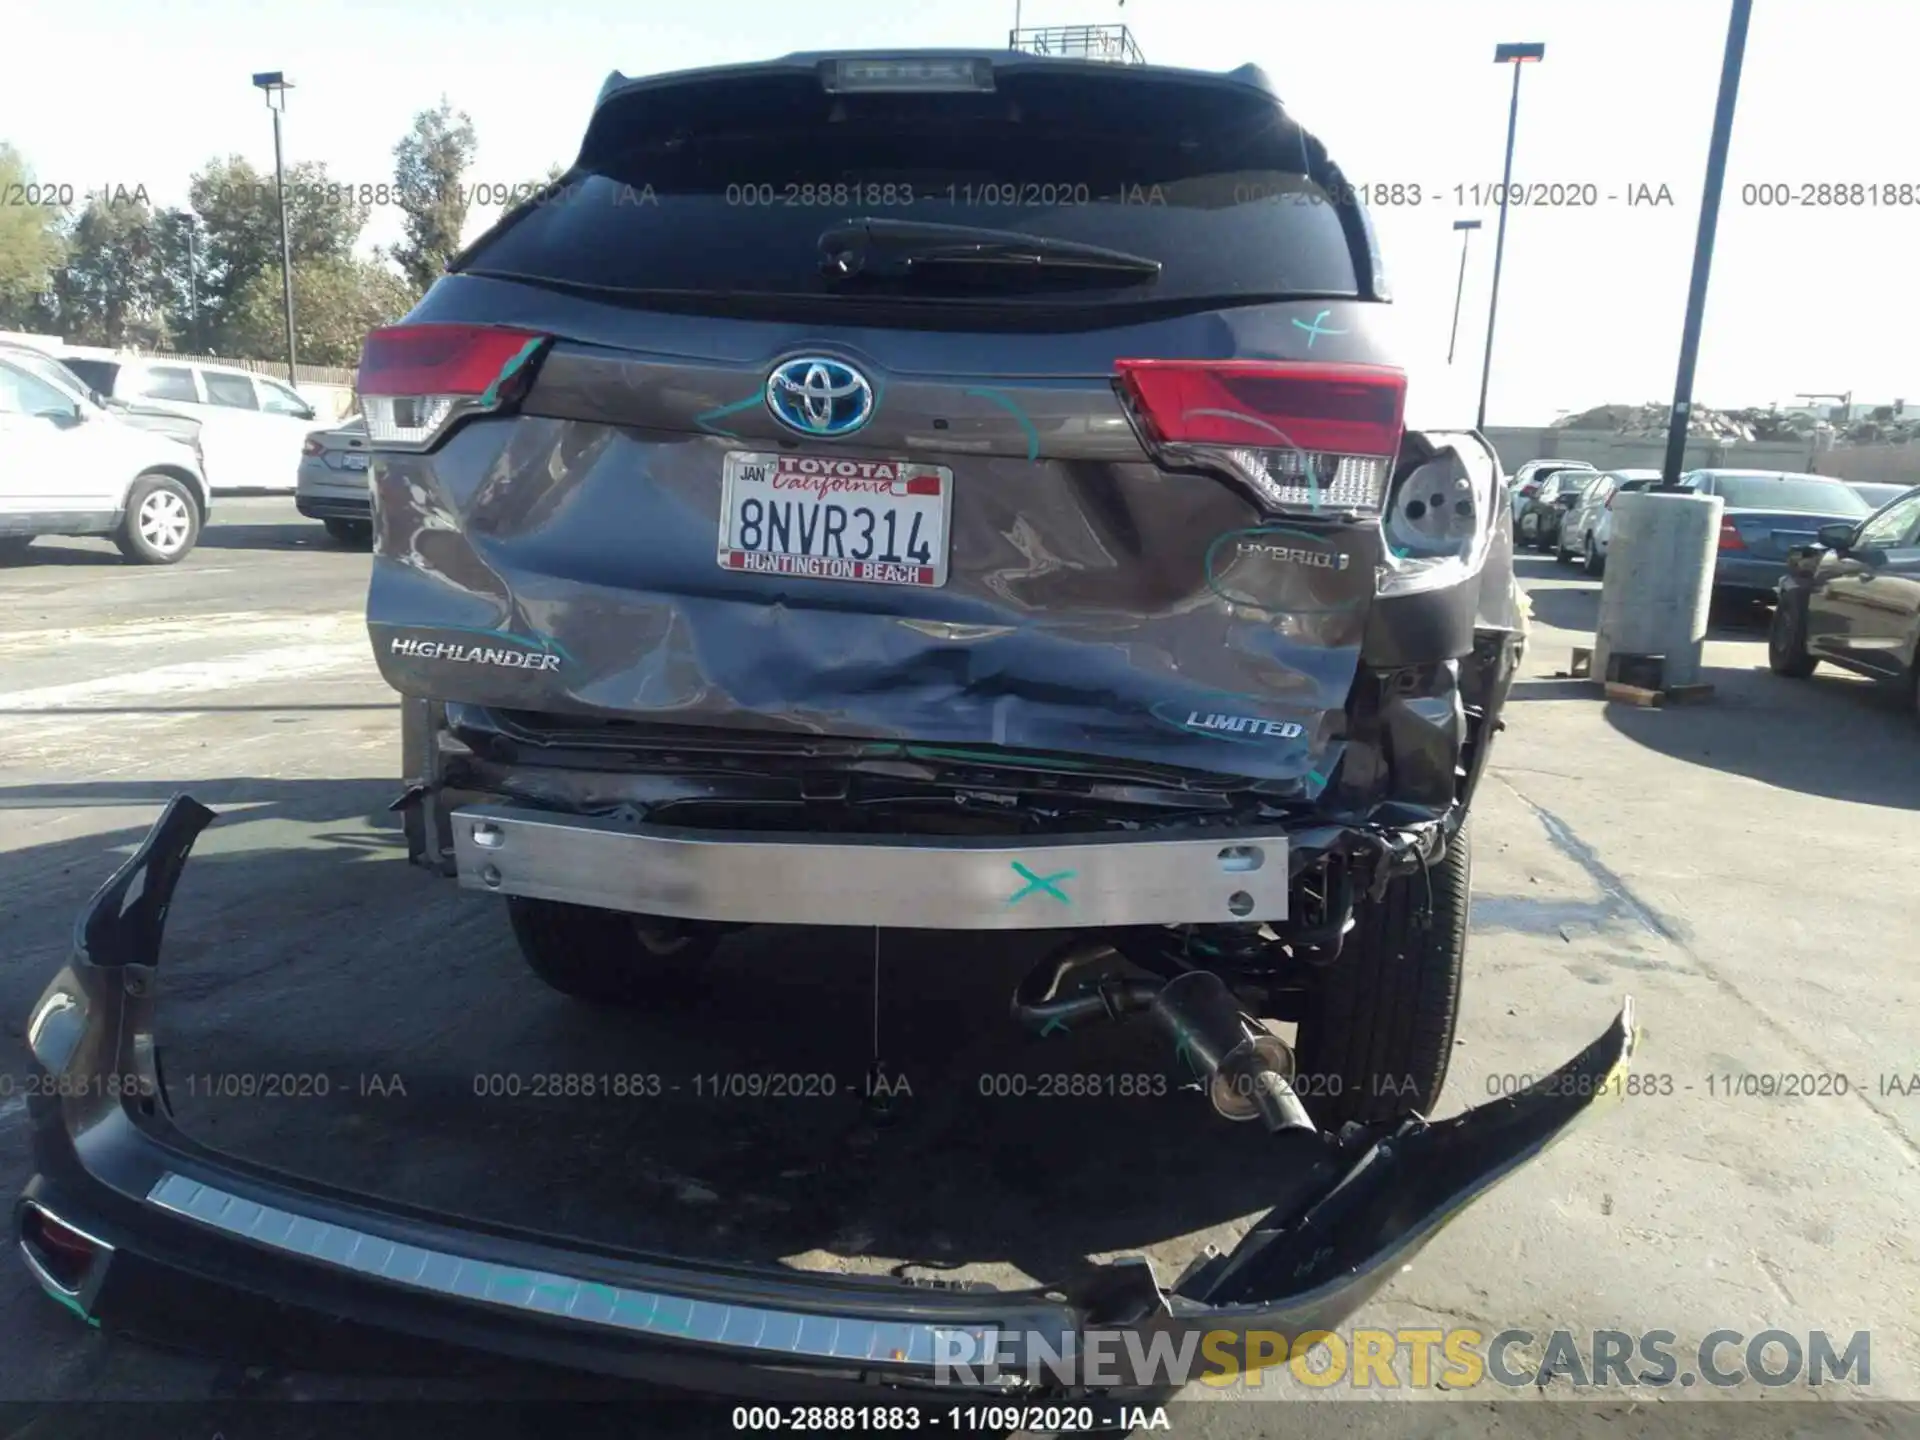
[1583, 535, 1605, 577]
[1293, 819, 1471, 1129]
[507, 896, 725, 1005]
[0, 535, 33, 563]
[1554, 529, 1573, 565]
[323, 518, 372, 546]
[114, 473, 200, 564]
[1768, 595, 1818, 677]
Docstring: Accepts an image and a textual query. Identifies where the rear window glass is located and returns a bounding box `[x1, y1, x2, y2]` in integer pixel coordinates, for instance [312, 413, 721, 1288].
[1713, 475, 1870, 514]
[460, 69, 1363, 313]
[204, 372, 259, 409]
[133, 366, 198, 403]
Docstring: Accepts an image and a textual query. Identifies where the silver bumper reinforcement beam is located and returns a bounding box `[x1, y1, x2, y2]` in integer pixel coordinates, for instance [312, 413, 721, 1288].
[449, 804, 1290, 929]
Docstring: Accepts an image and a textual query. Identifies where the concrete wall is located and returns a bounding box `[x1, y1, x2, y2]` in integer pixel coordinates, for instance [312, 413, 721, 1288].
[302, 385, 357, 421]
[1483, 426, 1818, 475]
[1810, 444, 1920, 488]
[1484, 426, 1920, 487]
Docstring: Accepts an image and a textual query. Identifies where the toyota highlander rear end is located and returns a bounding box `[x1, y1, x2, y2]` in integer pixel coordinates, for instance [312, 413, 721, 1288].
[364, 53, 1526, 1095]
[15, 48, 1635, 1406]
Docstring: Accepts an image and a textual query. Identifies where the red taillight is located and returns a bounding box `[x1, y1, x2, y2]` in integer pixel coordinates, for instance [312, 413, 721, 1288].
[1718, 518, 1745, 551]
[358, 324, 548, 397]
[356, 324, 551, 450]
[1113, 360, 1407, 513]
[301, 435, 325, 457]
[1603, 492, 1615, 510]
[1520, 482, 1540, 498]
[20, 1204, 107, 1293]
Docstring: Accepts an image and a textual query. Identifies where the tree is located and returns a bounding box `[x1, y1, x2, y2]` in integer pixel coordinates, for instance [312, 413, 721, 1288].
[0, 144, 66, 328]
[223, 255, 414, 366]
[150, 208, 210, 354]
[392, 99, 479, 294]
[188, 156, 370, 349]
[45, 197, 169, 348]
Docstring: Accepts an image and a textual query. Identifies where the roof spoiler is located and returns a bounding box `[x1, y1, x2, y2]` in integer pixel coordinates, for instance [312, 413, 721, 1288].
[591, 49, 1283, 113]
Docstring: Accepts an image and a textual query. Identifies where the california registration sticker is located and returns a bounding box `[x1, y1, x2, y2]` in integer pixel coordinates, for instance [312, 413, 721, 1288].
[718, 452, 952, 588]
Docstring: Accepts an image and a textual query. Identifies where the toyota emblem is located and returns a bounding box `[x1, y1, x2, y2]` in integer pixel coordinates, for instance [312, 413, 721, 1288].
[765, 356, 875, 438]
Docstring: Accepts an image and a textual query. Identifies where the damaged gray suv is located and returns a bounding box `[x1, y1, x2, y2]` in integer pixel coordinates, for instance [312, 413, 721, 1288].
[372, 50, 1528, 1131]
[20, 49, 1632, 1406]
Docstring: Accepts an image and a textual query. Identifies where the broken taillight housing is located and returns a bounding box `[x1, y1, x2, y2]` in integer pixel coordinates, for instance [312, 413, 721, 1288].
[1376, 446, 1494, 597]
[357, 324, 552, 451]
[1112, 360, 1407, 516]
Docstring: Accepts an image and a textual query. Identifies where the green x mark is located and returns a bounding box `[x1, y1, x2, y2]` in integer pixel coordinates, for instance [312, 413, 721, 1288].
[1008, 861, 1076, 906]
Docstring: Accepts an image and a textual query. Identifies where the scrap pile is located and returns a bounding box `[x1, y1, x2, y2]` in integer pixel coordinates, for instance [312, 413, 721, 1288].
[1554, 402, 1914, 446]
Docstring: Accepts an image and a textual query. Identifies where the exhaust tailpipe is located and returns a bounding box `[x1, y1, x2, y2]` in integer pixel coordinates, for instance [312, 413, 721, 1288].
[1147, 971, 1317, 1134]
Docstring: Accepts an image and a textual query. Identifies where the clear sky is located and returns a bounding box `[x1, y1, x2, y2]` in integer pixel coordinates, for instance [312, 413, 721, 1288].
[8, 0, 1916, 424]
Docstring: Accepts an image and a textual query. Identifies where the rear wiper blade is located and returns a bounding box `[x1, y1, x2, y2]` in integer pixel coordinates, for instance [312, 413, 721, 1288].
[818, 217, 1162, 282]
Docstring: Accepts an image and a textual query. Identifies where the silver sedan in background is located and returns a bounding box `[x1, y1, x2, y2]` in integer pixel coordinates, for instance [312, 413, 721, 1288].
[1557, 468, 1662, 574]
[1847, 481, 1911, 511]
[294, 418, 372, 545]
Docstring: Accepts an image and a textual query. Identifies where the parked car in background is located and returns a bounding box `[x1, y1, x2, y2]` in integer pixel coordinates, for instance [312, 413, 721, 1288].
[1679, 469, 1874, 604]
[1556, 468, 1661, 574]
[1507, 458, 1595, 535]
[1770, 483, 1920, 715]
[0, 344, 205, 453]
[58, 355, 319, 495]
[1846, 481, 1910, 511]
[0, 350, 211, 564]
[295, 418, 373, 545]
[1516, 466, 1599, 551]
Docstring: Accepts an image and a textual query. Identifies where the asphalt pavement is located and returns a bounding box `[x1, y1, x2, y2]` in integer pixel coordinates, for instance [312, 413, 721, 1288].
[0, 500, 1915, 1438]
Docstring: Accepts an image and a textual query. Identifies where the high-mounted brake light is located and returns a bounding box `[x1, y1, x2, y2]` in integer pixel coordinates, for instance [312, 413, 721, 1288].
[820, 57, 995, 93]
[1113, 360, 1407, 514]
[357, 324, 552, 451]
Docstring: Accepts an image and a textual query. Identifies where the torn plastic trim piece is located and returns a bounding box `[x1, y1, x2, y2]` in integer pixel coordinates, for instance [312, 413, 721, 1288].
[1177, 998, 1635, 1312]
[18, 797, 1634, 1395]
[73, 795, 215, 971]
[1375, 438, 1500, 599]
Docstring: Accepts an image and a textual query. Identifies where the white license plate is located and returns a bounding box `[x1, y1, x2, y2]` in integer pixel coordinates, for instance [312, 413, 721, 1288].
[717, 452, 951, 588]
[342, 454, 370, 471]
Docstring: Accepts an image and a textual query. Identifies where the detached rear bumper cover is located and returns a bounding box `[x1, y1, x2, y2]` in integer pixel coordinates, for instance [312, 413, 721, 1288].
[16, 798, 1634, 1398]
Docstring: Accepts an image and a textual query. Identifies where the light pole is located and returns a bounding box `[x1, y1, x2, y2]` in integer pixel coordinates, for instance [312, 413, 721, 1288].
[1447, 218, 1482, 364]
[1659, 0, 1752, 488]
[252, 71, 298, 387]
[1476, 41, 1544, 431]
[184, 218, 199, 352]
